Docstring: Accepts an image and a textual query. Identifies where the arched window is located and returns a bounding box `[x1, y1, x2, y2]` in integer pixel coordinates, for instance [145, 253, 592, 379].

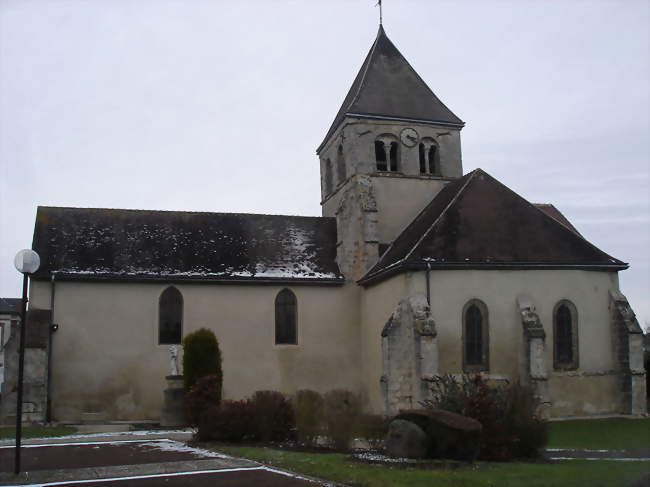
[375, 140, 388, 171]
[159, 286, 183, 344]
[419, 143, 426, 173]
[275, 288, 297, 345]
[463, 299, 489, 372]
[428, 144, 439, 175]
[419, 139, 440, 175]
[554, 300, 578, 370]
[336, 144, 346, 184]
[324, 158, 333, 195]
[375, 136, 399, 172]
[389, 142, 398, 171]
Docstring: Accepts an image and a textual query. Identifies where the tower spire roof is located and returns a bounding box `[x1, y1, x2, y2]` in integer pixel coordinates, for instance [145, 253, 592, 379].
[317, 26, 464, 153]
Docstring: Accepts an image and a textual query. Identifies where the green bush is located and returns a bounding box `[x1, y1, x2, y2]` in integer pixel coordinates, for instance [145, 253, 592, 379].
[293, 389, 324, 446]
[323, 389, 361, 451]
[186, 375, 222, 426]
[182, 328, 222, 392]
[422, 374, 548, 460]
[249, 390, 295, 442]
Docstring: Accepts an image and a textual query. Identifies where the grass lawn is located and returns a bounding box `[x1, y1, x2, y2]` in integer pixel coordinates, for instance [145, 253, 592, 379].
[548, 418, 650, 450]
[207, 419, 650, 487]
[213, 445, 648, 487]
[0, 426, 77, 440]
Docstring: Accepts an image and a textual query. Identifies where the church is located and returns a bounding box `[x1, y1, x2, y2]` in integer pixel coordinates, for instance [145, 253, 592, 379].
[5, 26, 645, 424]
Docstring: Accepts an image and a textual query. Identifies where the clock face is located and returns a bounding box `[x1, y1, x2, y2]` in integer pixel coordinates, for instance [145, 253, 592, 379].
[400, 127, 419, 147]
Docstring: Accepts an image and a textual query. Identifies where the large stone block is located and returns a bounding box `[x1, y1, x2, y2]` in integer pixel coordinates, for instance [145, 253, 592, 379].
[394, 409, 482, 461]
[385, 418, 430, 459]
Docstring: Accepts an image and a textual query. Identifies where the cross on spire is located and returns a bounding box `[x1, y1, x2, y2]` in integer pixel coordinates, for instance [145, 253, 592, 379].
[376, 0, 383, 25]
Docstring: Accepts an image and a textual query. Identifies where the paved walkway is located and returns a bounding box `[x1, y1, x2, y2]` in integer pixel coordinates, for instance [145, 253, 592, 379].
[0, 431, 332, 486]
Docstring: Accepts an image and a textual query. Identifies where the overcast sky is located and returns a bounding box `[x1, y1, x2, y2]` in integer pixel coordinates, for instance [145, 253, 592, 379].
[1, 0, 648, 326]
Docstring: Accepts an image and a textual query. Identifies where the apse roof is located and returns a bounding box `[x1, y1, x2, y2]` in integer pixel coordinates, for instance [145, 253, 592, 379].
[359, 169, 627, 285]
[32, 207, 343, 284]
[317, 26, 464, 153]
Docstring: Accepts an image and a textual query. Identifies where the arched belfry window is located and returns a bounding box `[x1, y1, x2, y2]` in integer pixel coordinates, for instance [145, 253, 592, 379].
[375, 136, 398, 172]
[462, 299, 489, 372]
[336, 144, 346, 184]
[275, 288, 297, 345]
[324, 158, 333, 195]
[419, 138, 440, 175]
[554, 300, 578, 370]
[159, 286, 183, 345]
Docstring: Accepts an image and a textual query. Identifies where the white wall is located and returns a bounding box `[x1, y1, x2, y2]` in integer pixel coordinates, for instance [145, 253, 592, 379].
[361, 269, 625, 416]
[32, 280, 360, 421]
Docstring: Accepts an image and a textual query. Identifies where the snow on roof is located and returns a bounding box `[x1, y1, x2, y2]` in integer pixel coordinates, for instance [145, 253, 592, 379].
[33, 207, 343, 284]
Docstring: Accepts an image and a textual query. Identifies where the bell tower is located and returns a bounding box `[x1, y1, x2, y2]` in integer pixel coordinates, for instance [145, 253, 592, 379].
[317, 26, 465, 281]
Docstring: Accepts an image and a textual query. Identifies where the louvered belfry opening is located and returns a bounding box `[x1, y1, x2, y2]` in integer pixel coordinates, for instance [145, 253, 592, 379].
[375, 140, 388, 171]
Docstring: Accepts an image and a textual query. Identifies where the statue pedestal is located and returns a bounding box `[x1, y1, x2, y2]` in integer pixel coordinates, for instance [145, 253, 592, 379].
[160, 375, 186, 427]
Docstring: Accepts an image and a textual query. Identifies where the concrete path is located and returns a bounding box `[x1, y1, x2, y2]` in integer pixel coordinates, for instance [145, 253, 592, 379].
[0, 431, 333, 486]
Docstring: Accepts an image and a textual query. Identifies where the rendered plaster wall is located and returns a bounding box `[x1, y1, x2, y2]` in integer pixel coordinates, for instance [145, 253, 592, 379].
[360, 273, 408, 411]
[32, 280, 360, 422]
[360, 269, 625, 417]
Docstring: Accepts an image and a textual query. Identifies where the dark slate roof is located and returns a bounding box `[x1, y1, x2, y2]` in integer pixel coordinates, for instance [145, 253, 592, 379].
[317, 26, 464, 153]
[360, 169, 627, 285]
[0, 298, 21, 315]
[32, 207, 343, 284]
[533, 203, 581, 236]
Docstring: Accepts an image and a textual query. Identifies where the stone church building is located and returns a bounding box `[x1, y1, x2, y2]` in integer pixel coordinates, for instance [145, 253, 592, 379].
[4, 26, 645, 424]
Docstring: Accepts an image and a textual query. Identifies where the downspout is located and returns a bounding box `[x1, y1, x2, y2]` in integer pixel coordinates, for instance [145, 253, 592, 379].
[425, 263, 431, 306]
[45, 274, 56, 423]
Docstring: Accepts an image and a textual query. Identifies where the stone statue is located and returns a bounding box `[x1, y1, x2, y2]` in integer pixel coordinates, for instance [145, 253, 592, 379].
[169, 345, 179, 376]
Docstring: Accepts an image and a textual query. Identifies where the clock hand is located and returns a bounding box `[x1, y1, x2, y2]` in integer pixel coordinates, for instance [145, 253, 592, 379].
[407, 135, 417, 141]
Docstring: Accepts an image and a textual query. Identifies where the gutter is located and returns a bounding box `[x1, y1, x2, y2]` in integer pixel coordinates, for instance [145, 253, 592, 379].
[425, 262, 431, 306]
[358, 261, 629, 287]
[30, 274, 346, 287]
[45, 273, 56, 423]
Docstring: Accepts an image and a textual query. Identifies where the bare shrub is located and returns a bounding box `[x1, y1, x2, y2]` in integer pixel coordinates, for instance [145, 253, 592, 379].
[423, 374, 548, 460]
[293, 389, 324, 446]
[248, 390, 295, 442]
[322, 389, 361, 451]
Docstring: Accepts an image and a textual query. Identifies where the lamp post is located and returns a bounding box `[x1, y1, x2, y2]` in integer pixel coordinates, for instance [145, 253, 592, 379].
[13, 249, 40, 475]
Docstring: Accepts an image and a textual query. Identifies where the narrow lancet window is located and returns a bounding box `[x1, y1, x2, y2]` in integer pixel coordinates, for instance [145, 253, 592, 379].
[463, 299, 489, 372]
[275, 288, 297, 345]
[554, 301, 578, 369]
[159, 286, 183, 345]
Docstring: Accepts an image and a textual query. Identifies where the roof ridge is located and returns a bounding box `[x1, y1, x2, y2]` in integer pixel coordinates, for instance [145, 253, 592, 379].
[345, 26, 384, 117]
[378, 30, 463, 129]
[363, 171, 476, 278]
[37, 206, 329, 220]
